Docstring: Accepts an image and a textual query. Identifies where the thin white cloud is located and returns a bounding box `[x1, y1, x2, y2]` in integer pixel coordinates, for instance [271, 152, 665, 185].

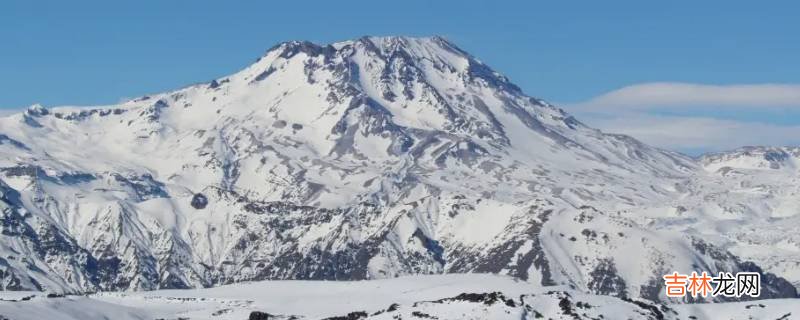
[585, 114, 800, 153]
[571, 82, 800, 111]
[564, 82, 800, 154]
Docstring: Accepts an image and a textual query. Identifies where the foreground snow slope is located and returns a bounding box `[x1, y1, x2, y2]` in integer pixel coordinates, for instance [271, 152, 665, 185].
[0, 36, 797, 303]
[1, 275, 797, 320]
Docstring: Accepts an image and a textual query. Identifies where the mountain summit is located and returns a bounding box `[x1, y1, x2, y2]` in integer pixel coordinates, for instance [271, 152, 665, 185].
[0, 36, 796, 301]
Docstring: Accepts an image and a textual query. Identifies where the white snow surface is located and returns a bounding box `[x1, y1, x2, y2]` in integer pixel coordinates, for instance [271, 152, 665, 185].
[1, 274, 798, 320]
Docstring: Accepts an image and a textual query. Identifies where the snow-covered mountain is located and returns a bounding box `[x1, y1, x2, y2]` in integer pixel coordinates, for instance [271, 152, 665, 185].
[0, 36, 797, 305]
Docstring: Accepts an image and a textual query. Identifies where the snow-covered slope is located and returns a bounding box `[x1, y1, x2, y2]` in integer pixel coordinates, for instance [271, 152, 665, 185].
[683, 147, 800, 287]
[0, 36, 797, 305]
[1, 275, 797, 320]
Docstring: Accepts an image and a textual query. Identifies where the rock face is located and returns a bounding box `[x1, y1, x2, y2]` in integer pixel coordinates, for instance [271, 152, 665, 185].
[191, 193, 208, 209]
[0, 36, 797, 302]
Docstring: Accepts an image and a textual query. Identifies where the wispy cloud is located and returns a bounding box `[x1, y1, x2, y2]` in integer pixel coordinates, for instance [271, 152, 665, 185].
[564, 82, 800, 154]
[585, 114, 800, 154]
[570, 82, 800, 111]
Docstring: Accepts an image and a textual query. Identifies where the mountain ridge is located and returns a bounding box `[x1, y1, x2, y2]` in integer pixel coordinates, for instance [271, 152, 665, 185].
[10, 35, 790, 161]
[0, 36, 797, 303]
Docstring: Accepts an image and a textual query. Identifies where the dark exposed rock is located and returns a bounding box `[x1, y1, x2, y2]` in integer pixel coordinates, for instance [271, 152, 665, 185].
[0, 181, 108, 292]
[557, 295, 580, 320]
[1, 165, 44, 179]
[639, 277, 664, 302]
[25, 105, 49, 117]
[432, 292, 516, 307]
[211, 308, 231, 316]
[111, 173, 168, 200]
[53, 107, 128, 121]
[738, 261, 799, 299]
[587, 259, 627, 298]
[411, 311, 437, 319]
[692, 238, 798, 300]
[191, 193, 209, 209]
[776, 313, 793, 320]
[466, 60, 521, 93]
[272, 120, 287, 128]
[450, 205, 554, 285]
[621, 297, 666, 320]
[412, 228, 445, 266]
[253, 67, 277, 82]
[208, 79, 228, 89]
[249, 311, 275, 320]
[0, 134, 30, 151]
[57, 172, 96, 184]
[321, 311, 368, 320]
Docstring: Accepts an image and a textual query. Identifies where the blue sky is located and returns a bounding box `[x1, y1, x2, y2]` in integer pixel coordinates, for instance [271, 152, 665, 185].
[2, 0, 799, 153]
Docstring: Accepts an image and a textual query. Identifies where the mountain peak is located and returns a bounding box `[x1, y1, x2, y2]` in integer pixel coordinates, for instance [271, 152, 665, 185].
[1, 35, 798, 303]
[356, 35, 459, 50]
[25, 103, 48, 116]
[256, 36, 472, 74]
